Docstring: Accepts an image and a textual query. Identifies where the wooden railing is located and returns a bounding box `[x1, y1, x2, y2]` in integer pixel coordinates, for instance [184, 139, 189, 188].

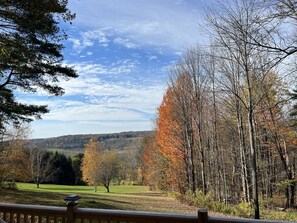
[0, 196, 296, 223]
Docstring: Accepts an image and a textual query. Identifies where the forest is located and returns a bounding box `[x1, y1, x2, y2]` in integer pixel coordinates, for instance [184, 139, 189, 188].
[28, 131, 151, 151]
[141, 0, 297, 219]
[0, 129, 144, 191]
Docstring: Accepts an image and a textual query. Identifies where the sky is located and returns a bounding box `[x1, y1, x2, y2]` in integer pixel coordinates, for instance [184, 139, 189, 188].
[24, 0, 211, 139]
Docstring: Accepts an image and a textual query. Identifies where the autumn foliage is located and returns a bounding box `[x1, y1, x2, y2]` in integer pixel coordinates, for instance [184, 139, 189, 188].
[81, 138, 102, 191]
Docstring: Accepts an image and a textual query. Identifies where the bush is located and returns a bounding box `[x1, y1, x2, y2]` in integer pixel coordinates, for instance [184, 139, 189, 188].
[192, 190, 213, 207]
[233, 200, 253, 218]
[0, 181, 17, 190]
[177, 190, 213, 208]
[176, 190, 297, 221]
[177, 190, 254, 218]
[209, 201, 229, 213]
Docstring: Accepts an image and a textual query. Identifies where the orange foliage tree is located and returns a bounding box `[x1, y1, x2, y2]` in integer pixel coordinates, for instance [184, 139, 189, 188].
[154, 88, 187, 193]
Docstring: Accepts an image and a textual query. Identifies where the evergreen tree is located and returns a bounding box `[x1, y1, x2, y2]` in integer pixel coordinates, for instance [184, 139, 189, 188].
[0, 0, 77, 131]
[51, 152, 75, 185]
[72, 153, 84, 185]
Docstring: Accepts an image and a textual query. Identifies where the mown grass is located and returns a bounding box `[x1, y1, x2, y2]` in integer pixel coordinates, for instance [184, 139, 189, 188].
[0, 183, 197, 214]
[2, 183, 295, 221]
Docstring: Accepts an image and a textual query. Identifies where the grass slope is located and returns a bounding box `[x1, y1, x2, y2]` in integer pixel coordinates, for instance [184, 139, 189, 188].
[0, 183, 197, 214]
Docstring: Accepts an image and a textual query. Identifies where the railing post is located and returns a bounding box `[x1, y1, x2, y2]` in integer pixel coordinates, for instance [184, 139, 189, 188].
[65, 195, 80, 223]
[198, 209, 208, 223]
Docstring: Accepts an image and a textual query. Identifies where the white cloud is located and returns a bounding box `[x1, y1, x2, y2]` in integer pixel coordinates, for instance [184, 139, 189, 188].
[59, 75, 164, 113]
[43, 105, 144, 121]
[113, 37, 138, 49]
[67, 60, 137, 76]
[69, 29, 110, 53]
[148, 55, 158, 61]
[68, 0, 207, 51]
[68, 38, 82, 52]
[22, 68, 164, 126]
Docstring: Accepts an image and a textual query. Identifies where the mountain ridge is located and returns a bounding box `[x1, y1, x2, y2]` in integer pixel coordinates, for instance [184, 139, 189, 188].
[28, 131, 153, 151]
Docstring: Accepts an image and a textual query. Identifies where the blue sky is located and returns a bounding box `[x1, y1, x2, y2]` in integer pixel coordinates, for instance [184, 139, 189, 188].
[23, 0, 210, 138]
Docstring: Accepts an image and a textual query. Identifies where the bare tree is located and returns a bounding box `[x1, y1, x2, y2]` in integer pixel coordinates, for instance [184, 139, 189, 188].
[205, 0, 279, 218]
[29, 148, 53, 188]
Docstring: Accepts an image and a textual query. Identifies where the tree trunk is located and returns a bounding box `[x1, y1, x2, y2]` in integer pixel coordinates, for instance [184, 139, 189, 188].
[290, 182, 295, 207]
[246, 66, 259, 218]
[248, 108, 260, 219]
[237, 104, 250, 203]
[105, 184, 110, 193]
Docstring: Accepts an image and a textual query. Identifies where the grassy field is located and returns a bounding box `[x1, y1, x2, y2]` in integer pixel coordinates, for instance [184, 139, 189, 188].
[2, 183, 296, 221]
[0, 183, 197, 214]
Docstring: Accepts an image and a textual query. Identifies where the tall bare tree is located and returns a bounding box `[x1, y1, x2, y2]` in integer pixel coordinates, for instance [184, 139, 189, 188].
[29, 148, 53, 188]
[205, 0, 282, 218]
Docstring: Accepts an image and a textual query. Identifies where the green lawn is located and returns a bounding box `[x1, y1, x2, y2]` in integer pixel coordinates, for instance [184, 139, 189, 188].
[1, 183, 296, 221]
[0, 183, 197, 214]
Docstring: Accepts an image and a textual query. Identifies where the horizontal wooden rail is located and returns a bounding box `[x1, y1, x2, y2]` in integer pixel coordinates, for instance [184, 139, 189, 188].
[75, 208, 197, 223]
[0, 198, 296, 223]
[0, 203, 67, 223]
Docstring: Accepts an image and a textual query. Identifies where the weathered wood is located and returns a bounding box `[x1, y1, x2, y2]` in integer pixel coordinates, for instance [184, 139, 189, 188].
[66, 203, 77, 223]
[24, 214, 27, 223]
[16, 213, 20, 223]
[10, 213, 14, 223]
[198, 210, 208, 223]
[0, 203, 296, 223]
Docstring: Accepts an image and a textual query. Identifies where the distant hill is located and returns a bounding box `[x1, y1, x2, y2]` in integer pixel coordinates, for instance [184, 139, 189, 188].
[29, 131, 153, 152]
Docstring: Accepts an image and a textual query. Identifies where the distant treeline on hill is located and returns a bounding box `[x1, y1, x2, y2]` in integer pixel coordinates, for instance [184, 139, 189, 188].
[28, 131, 153, 151]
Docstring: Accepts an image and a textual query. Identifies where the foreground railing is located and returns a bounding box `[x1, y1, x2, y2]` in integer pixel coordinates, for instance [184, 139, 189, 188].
[0, 196, 295, 223]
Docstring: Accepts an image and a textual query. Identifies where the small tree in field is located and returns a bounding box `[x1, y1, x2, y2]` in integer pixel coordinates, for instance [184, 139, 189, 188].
[98, 151, 119, 193]
[29, 148, 53, 188]
[81, 138, 119, 192]
[81, 138, 102, 192]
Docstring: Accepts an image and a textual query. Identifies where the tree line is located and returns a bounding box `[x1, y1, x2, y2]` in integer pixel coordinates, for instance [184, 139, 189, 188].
[0, 128, 143, 191]
[0, 129, 83, 188]
[141, 0, 297, 219]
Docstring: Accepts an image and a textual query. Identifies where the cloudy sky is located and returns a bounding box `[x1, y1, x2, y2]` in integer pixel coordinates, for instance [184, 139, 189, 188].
[25, 0, 211, 138]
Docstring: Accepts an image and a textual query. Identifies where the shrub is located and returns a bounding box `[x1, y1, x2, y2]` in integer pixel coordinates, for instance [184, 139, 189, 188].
[233, 200, 253, 218]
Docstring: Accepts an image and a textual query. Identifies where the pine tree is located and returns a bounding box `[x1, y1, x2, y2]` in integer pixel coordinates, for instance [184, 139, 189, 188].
[0, 0, 77, 131]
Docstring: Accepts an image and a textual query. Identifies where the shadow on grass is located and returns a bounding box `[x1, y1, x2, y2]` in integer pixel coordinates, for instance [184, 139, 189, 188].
[0, 189, 65, 206]
[120, 192, 165, 197]
[81, 196, 132, 205]
[37, 187, 92, 192]
[0, 189, 120, 210]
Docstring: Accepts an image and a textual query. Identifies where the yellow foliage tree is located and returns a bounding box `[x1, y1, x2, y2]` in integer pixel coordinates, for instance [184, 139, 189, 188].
[0, 126, 31, 188]
[81, 138, 102, 192]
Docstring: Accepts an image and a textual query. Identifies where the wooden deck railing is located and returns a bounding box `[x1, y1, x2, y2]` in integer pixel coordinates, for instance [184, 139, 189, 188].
[0, 196, 296, 223]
